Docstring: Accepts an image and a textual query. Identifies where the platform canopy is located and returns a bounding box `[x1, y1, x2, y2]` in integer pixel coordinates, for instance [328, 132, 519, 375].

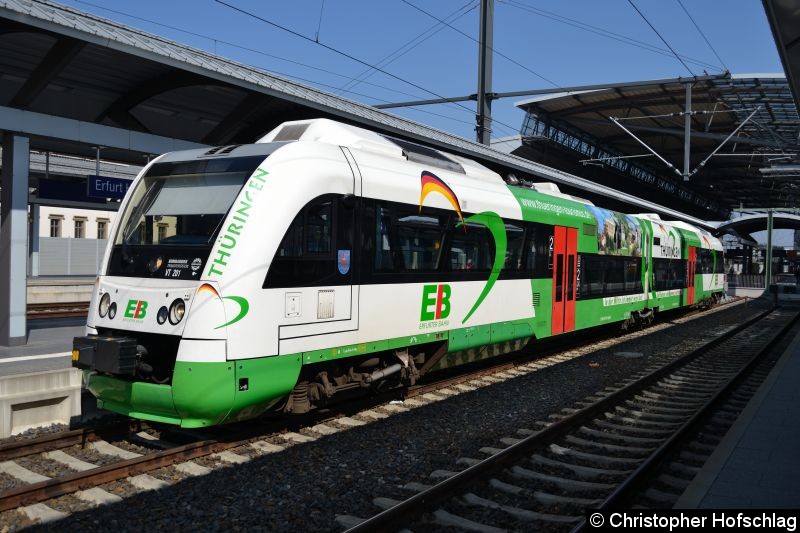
[715, 212, 800, 236]
[513, 74, 800, 219]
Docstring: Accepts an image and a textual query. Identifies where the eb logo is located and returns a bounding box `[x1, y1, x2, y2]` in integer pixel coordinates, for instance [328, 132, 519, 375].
[124, 299, 148, 319]
[420, 284, 451, 321]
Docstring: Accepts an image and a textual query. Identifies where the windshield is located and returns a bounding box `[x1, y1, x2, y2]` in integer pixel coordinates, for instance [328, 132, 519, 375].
[116, 157, 264, 246]
[107, 155, 265, 278]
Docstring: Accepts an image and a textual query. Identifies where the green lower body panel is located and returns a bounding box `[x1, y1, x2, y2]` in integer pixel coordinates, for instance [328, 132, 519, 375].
[88, 375, 182, 425]
[86, 354, 303, 428]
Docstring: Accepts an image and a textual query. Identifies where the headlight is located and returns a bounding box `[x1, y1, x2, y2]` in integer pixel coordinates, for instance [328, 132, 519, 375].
[157, 306, 169, 325]
[168, 299, 186, 325]
[98, 293, 111, 317]
[108, 302, 117, 319]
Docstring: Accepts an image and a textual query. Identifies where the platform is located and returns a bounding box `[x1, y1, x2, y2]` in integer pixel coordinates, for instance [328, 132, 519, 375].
[676, 319, 800, 508]
[27, 276, 95, 305]
[0, 317, 83, 375]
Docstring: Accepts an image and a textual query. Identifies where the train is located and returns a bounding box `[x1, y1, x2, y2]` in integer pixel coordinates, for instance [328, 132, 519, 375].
[72, 118, 725, 427]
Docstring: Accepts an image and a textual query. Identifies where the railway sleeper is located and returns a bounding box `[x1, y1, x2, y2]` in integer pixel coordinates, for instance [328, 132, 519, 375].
[678, 450, 711, 464]
[652, 380, 712, 394]
[592, 419, 675, 437]
[431, 508, 505, 533]
[656, 472, 693, 491]
[644, 487, 682, 504]
[613, 406, 689, 423]
[640, 389, 708, 403]
[549, 444, 641, 468]
[624, 400, 698, 415]
[578, 425, 663, 446]
[461, 492, 580, 524]
[510, 466, 615, 494]
[668, 462, 701, 477]
[488, 478, 603, 508]
[659, 377, 720, 390]
[564, 435, 655, 456]
[530, 454, 630, 480]
[603, 412, 682, 429]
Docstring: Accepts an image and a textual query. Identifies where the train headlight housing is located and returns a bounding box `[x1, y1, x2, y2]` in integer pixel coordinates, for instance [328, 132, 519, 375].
[108, 302, 117, 319]
[157, 306, 169, 325]
[98, 293, 111, 318]
[168, 299, 186, 325]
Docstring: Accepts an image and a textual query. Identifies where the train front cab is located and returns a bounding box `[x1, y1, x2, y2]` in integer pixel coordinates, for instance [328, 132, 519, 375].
[73, 144, 294, 428]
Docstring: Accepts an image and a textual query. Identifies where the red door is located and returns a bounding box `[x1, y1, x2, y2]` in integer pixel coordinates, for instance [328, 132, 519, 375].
[552, 226, 578, 335]
[687, 246, 696, 305]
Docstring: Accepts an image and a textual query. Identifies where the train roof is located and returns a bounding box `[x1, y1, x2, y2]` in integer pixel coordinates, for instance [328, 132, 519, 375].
[259, 118, 504, 185]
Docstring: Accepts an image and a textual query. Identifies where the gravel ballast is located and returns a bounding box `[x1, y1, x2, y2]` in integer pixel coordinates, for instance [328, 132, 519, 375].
[10, 300, 768, 532]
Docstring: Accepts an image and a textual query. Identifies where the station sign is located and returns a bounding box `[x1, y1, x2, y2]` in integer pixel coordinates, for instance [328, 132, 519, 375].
[87, 175, 132, 200]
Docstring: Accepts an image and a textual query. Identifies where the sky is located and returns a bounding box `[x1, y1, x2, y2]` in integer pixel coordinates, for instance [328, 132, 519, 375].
[56, 0, 784, 143]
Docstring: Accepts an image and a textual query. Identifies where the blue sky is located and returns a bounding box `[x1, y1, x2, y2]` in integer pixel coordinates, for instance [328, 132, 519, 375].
[59, 0, 783, 142]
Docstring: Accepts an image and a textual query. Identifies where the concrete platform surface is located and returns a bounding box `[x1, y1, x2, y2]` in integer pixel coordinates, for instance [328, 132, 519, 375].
[676, 325, 800, 509]
[0, 317, 84, 375]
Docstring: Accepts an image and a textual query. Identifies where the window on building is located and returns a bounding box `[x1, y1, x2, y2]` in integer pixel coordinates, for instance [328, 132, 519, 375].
[97, 220, 108, 240]
[74, 219, 85, 239]
[157, 224, 167, 243]
[49, 218, 61, 238]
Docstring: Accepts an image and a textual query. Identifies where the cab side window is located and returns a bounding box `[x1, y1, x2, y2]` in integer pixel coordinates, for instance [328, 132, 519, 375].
[264, 195, 353, 288]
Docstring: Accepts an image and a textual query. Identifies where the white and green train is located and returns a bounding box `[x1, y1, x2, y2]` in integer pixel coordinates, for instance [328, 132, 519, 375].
[73, 119, 725, 427]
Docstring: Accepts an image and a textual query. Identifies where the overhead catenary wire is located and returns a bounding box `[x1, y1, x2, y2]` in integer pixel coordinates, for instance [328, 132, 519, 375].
[501, 0, 719, 72]
[401, 0, 560, 88]
[339, 0, 477, 93]
[215, 0, 522, 137]
[69, 0, 485, 131]
[214, 0, 478, 116]
[626, 0, 695, 77]
[314, 0, 325, 43]
[676, 0, 729, 73]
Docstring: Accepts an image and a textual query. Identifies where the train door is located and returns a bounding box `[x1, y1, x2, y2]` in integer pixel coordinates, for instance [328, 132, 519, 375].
[275, 148, 362, 345]
[552, 226, 577, 335]
[687, 246, 696, 305]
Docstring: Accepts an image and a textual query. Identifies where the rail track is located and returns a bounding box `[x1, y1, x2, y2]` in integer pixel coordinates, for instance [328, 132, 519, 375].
[26, 302, 89, 320]
[0, 297, 754, 527]
[340, 306, 798, 532]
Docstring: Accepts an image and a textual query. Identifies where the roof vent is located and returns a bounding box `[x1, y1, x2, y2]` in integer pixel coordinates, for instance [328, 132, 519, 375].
[273, 124, 310, 142]
[203, 145, 241, 156]
[383, 135, 464, 174]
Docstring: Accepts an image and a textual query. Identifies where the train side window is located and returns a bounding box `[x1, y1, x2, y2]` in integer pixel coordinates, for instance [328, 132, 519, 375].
[504, 222, 525, 271]
[555, 254, 564, 302]
[525, 224, 553, 278]
[653, 258, 687, 291]
[264, 195, 351, 288]
[447, 221, 494, 272]
[578, 255, 642, 299]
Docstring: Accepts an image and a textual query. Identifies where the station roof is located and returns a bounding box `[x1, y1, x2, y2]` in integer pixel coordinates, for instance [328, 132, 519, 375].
[763, 0, 800, 107]
[716, 212, 800, 237]
[0, 0, 721, 228]
[514, 74, 800, 217]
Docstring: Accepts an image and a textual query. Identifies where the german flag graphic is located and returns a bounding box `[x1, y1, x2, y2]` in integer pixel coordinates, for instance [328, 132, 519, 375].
[419, 170, 465, 227]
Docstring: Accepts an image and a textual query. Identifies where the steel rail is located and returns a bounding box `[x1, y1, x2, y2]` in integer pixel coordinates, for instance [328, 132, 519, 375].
[570, 308, 799, 531]
[0, 434, 247, 512]
[345, 307, 775, 532]
[0, 421, 134, 461]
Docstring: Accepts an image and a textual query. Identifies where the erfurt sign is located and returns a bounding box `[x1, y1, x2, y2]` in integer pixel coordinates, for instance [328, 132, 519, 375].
[87, 175, 131, 199]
